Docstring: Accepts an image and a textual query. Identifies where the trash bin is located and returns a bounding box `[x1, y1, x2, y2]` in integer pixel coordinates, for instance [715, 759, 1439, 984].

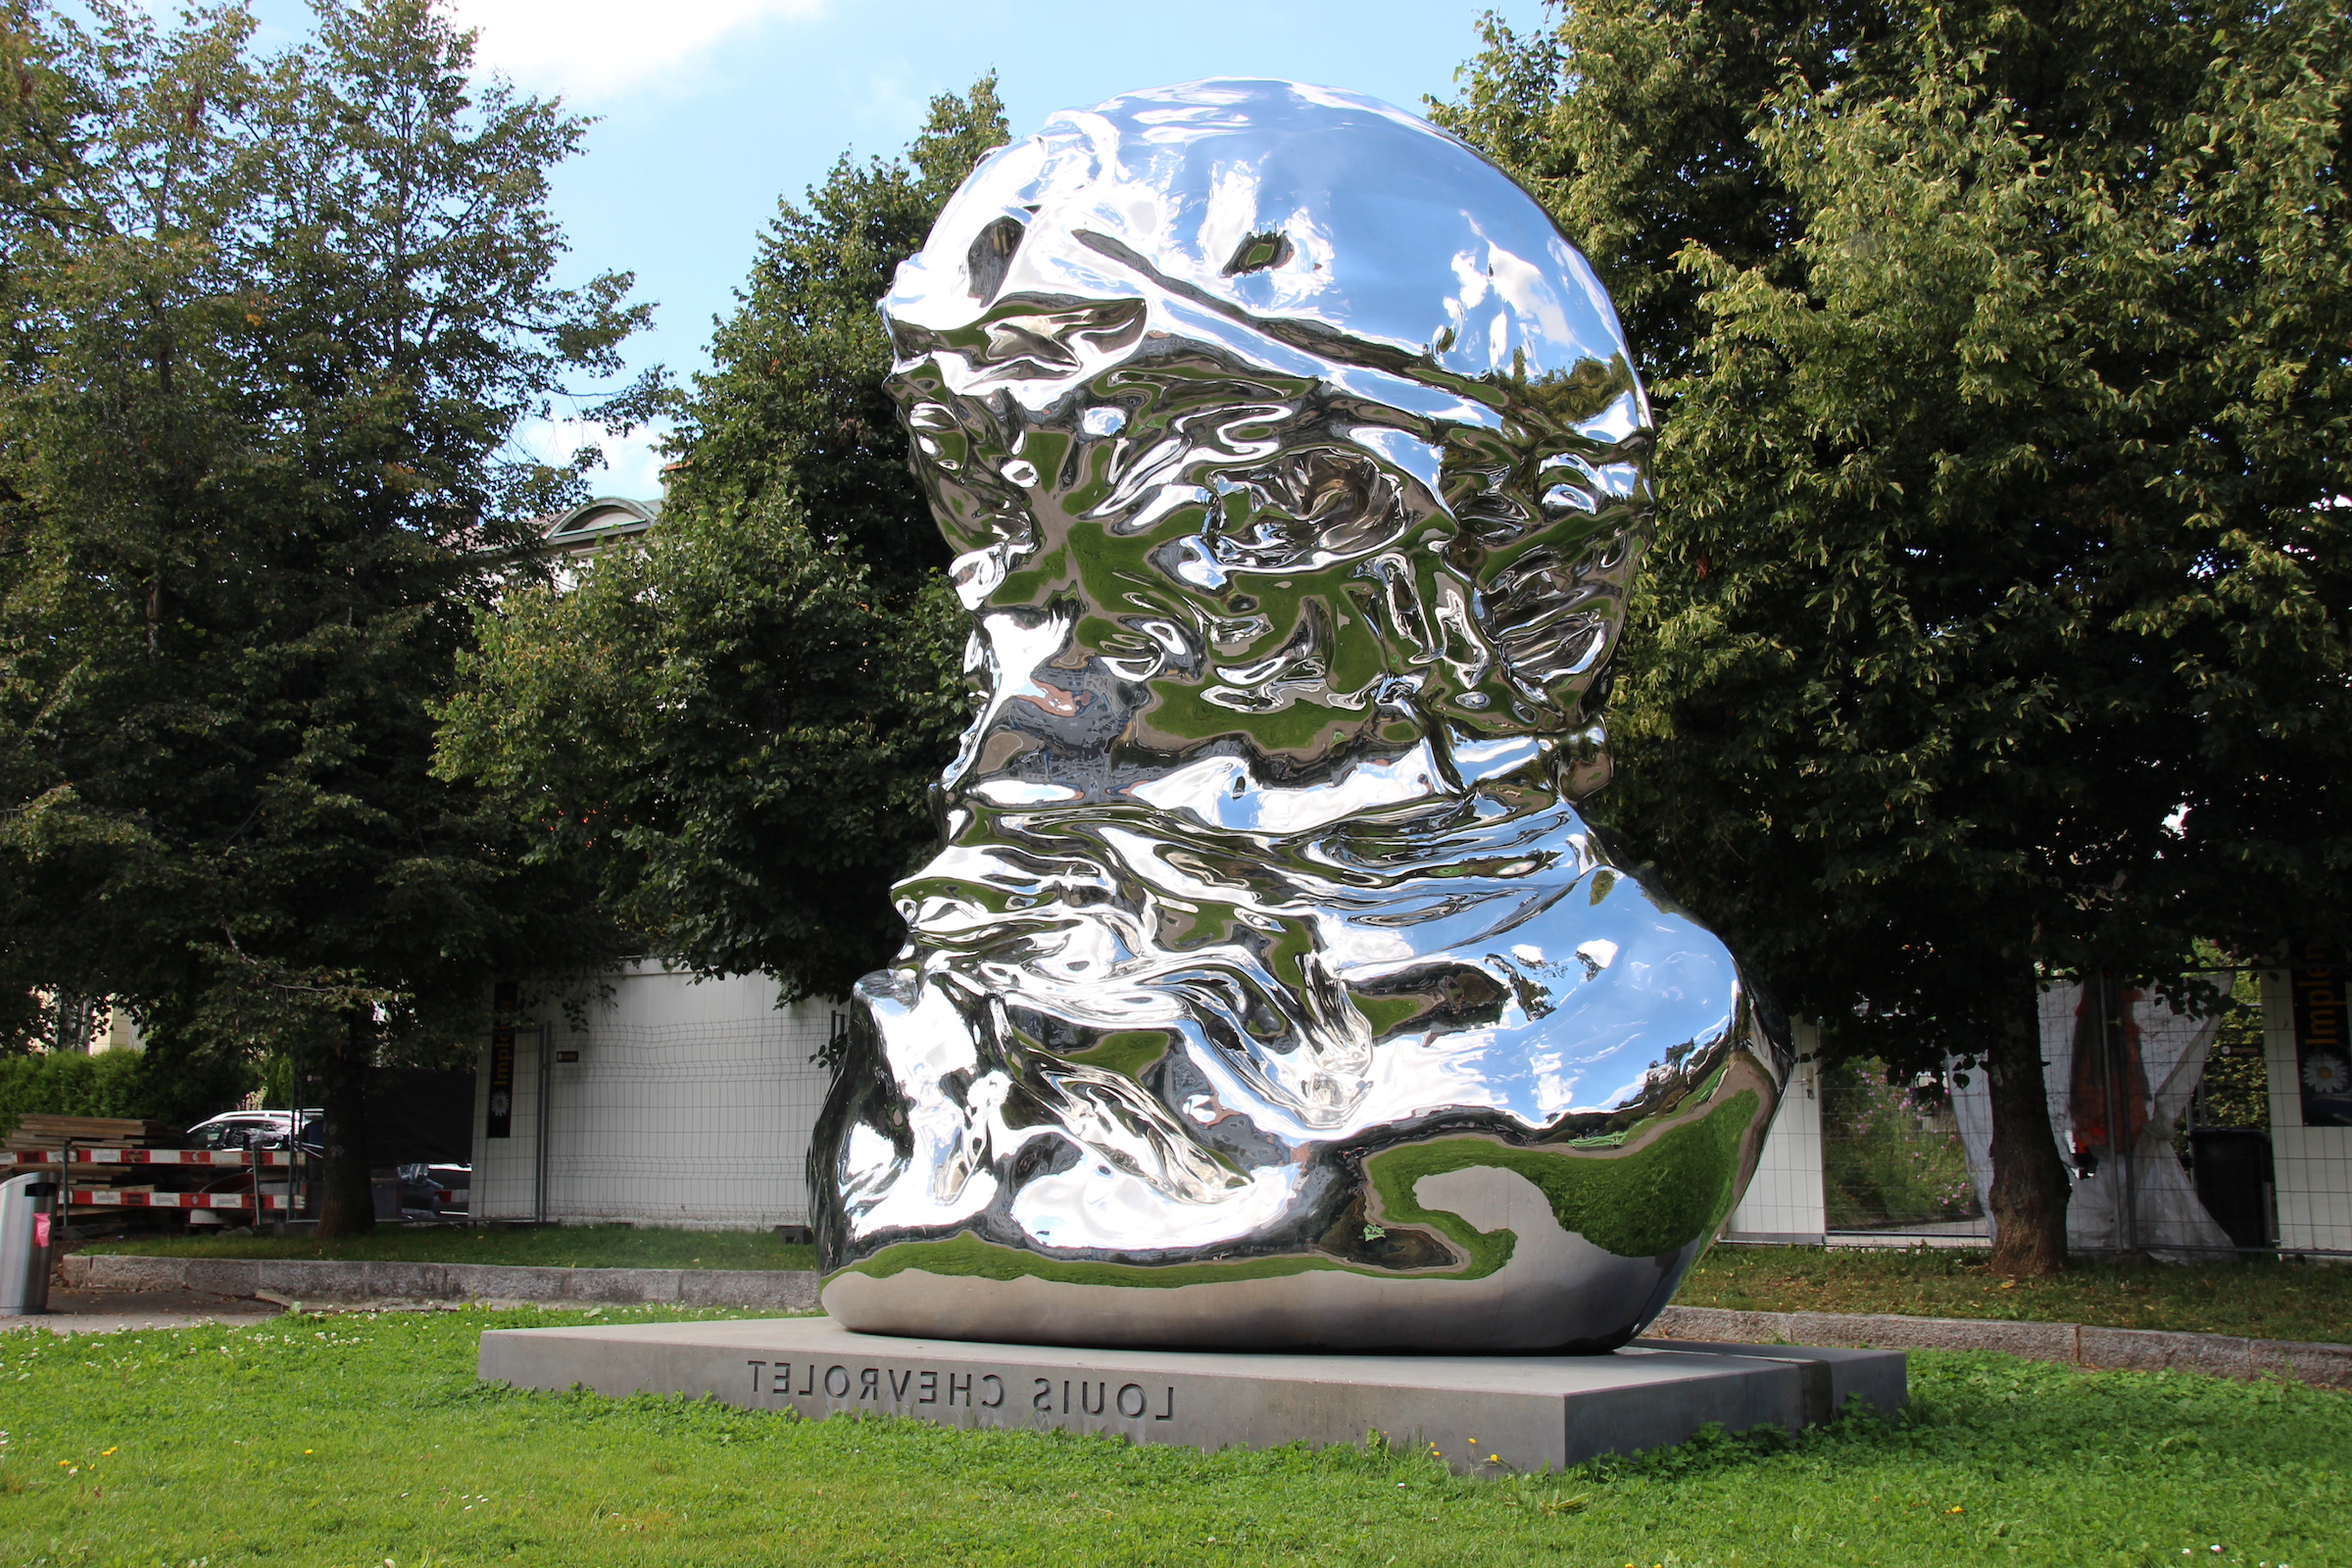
[2189, 1127, 2274, 1252]
[0, 1171, 59, 1315]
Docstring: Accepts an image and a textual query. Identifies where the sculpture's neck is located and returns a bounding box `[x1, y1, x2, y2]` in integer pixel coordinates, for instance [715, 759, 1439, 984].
[954, 727, 1572, 841]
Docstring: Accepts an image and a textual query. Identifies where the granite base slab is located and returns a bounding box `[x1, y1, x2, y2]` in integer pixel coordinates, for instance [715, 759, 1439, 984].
[478, 1316, 1905, 1474]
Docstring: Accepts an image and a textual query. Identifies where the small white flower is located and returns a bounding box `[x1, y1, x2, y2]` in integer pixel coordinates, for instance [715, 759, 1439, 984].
[2302, 1054, 2349, 1094]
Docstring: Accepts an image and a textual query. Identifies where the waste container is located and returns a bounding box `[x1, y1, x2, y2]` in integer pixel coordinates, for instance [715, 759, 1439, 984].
[2189, 1127, 2274, 1252]
[0, 1171, 59, 1314]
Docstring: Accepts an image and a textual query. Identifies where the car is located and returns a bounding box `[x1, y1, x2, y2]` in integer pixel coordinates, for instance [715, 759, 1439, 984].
[181, 1111, 319, 1226]
[184, 1110, 321, 1154]
[182, 1113, 468, 1222]
[396, 1162, 469, 1219]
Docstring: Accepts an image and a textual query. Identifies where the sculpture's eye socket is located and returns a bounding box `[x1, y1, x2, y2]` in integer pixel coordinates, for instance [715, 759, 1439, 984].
[965, 301, 1146, 382]
[1223, 230, 1294, 276]
[966, 216, 1026, 303]
[1209, 447, 1410, 568]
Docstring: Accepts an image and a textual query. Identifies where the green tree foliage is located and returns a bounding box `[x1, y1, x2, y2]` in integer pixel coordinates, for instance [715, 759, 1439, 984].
[436, 80, 1005, 1002]
[1443, 0, 2352, 1271]
[0, 0, 647, 1232]
[670, 77, 1006, 596]
[0, 1044, 252, 1134]
[0, 1050, 146, 1130]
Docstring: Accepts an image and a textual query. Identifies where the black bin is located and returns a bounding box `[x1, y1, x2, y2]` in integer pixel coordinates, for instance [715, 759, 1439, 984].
[2189, 1127, 2274, 1251]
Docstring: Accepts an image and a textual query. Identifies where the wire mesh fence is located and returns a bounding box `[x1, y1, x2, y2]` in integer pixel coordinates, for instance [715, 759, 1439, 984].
[1819, 1059, 1986, 1240]
[1733, 969, 2351, 1254]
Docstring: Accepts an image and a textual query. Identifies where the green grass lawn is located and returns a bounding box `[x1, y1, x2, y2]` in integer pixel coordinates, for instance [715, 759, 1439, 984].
[0, 1306, 2343, 1567]
[76, 1222, 818, 1273]
[1682, 1245, 2352, 1344]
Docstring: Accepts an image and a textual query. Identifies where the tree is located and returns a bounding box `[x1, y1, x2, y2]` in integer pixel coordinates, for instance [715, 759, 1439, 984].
[435, 80, 1005, 1003]
[0, 0, 647, 1235]
[1443, 0, 2352, 1272]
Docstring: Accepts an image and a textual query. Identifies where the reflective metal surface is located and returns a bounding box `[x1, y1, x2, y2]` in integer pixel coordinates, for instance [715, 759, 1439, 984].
[811, 79, 1788, 1352]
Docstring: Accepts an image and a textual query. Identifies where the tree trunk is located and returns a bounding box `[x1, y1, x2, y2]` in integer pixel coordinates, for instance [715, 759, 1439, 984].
[1984, 970, 2070, 1276]
[316, 1012, 375, 1240]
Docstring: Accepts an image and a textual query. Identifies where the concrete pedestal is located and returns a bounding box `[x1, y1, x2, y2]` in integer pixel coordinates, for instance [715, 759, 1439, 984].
[478, 1317, 1904, 1474]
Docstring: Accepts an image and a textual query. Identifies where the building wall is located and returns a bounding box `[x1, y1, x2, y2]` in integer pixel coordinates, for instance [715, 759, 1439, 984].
[470, 963, 838, 1229]
[1723, 1023, 1827, 1245]
[102, 1004, 143, 1054]
[2261, 970, 2352, 1253]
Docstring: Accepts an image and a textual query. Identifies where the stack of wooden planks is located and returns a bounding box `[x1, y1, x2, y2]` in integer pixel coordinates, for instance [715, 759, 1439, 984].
[5, 1114, 181, 1210]
[4, 1112, 177, 1153]
[4, 1114, 299, 1218]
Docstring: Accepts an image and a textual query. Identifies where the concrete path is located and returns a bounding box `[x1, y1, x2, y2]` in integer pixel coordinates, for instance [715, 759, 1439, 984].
[62, 1253, 818, 1311]
[1649, 1303, 2352, 1390]
[3, 1287, 283, 1335]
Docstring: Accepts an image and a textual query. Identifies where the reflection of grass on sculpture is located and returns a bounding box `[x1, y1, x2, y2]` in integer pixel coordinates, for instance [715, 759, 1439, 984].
[844, 1229, 1365, 1291]
[1131, 669, 1380, 754]
[842, 1087, 1758, 1291]
[1070, 1001, 1446, 1085]
[1361, 1088, 1757, 1270]
[1350, 993, 1429, 1039]
[1071, 1028, 1178, 1082]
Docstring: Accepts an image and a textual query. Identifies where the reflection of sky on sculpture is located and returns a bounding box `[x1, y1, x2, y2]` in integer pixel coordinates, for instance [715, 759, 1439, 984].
[816, 82, 1779, 1351]
[889, 80, 1637, 392]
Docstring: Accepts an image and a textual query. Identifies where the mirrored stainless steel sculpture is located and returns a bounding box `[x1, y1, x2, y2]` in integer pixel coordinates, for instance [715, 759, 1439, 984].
[810, 78, 1788, 1352]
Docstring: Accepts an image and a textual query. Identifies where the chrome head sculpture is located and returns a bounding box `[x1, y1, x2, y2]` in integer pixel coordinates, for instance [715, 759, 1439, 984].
[810, 79, 1788, 1352]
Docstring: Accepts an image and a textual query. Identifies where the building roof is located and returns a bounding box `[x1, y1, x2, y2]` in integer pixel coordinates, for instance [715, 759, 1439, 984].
[542, 496, 662, 555]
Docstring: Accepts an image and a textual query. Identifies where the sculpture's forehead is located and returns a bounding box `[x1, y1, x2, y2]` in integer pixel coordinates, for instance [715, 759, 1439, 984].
[884, 78, 1637, 400]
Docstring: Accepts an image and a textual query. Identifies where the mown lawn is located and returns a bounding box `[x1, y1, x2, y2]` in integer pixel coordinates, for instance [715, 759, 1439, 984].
[0, 1305, 2344, 1566]
[1681, 1246, 2352, 1344]
[76, 1222, 817, 1273]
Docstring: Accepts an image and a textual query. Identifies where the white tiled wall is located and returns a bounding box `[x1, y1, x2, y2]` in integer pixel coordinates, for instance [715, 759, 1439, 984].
[1724, 1023, 1827, 1244]
[2261, 971, 2352, 1253]
[470, 963, 838, 1229]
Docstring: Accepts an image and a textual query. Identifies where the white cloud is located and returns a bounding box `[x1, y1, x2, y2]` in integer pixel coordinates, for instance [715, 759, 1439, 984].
[515, 416, 673, 503]
[449, 0, 827, 101]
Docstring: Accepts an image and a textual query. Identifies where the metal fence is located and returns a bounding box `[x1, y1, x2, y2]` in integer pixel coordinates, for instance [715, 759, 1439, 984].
[1819, 1059, 1987, 1240]
[1727, 971, 2333, 1252]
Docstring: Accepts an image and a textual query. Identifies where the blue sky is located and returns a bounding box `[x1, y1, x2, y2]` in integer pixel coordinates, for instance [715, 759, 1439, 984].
[238, 0, 1551, 499]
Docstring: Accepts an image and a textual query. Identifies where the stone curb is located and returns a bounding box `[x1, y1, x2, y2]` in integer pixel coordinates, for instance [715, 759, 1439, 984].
[1648, 1305, 2352, 1391]
[60, 1253, 818, 1312]
[53, 1258, 2347, 1391]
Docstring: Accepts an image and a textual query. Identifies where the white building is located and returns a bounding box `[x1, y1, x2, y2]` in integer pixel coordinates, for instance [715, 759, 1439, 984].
[468, 962, 837, 1229]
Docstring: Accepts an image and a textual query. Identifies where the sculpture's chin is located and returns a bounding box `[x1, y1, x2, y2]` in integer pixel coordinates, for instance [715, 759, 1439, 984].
[820, 1163, 1708, 1354]
[808, 790, 1788, 1354]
